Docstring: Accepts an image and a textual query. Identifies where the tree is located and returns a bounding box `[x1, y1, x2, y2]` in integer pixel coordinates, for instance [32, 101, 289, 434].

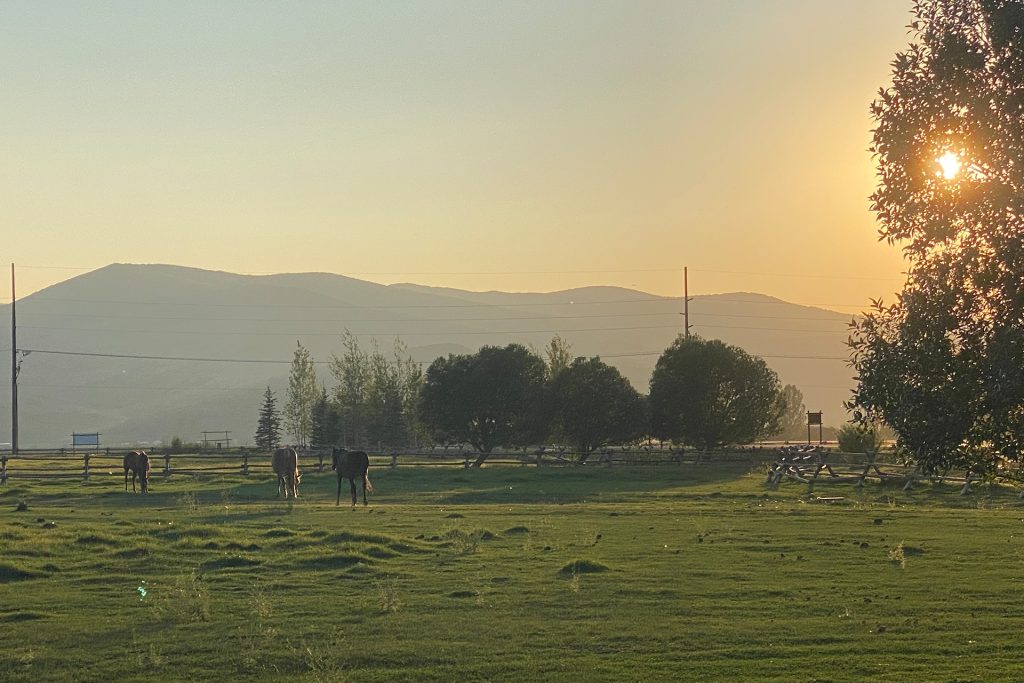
[329, 331, 371, 447]
[543, 334, 574, 380]
[255, 386, 282, 451]
[310, 386, 341, 447]
[549, 357, 647, 462]
[329, 334, 423, 449]
[773, 384, 807, 441]
[649, 337, 783, 451]
[284, 341, 318, 447]
[419, 344, 548, 467]
[849, 0, 1024, 473]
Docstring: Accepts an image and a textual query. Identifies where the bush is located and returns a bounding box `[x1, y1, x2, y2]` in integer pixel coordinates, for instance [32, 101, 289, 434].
[837, 424, 883, 454]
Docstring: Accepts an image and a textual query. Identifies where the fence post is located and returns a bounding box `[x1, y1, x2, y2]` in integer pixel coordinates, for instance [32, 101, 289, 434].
[83, 452, 90, 481]
[391, 454, 398, 469]
[242, 453, 249, 476]
[163, 453, 171, 479]
[1, 455, 7, 484]
[317, 452, 324, 473]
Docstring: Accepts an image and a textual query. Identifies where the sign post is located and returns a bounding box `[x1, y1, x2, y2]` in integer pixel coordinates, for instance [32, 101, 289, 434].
[806, 412, 823, 445]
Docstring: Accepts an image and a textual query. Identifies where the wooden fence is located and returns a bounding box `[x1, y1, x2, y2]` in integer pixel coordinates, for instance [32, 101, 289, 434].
[0, 445, 777, 483]
[766, 445, 1024, 496]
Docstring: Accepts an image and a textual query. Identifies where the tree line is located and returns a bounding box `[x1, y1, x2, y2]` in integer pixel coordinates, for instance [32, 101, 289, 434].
[255, 333, 807, 466]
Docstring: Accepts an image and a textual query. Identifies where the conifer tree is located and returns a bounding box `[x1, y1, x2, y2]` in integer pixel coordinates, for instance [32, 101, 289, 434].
[255, 386, 282, 451]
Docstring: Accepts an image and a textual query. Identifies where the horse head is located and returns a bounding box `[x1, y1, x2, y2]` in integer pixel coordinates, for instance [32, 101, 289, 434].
[331, 447, 347, 471]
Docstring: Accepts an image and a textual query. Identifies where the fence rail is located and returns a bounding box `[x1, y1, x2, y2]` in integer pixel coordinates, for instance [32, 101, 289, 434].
[0, 445, 775, 483]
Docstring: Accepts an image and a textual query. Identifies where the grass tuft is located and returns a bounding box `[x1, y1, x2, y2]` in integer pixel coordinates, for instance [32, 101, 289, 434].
[297, 553, 373, 570]
[0, 562, 44, 582]
[262, 528, 296, 538]
[0, 610, 48, 622]
[200, 555, 262, 571]
[558, 559, 610, 576]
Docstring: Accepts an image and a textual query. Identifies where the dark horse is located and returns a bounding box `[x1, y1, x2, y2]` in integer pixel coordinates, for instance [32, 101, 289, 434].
[123, 450, 151, 493]
[331, 447, 372, 507]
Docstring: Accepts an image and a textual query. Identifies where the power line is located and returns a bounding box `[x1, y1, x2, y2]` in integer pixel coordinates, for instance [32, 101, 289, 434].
[15, 263, 905, 282]
[20, 383, 266, 392]
[693, 324, 848, 334]
[21, 323, 685, 337]
[23, 349, 304, 365]
[692, 295, 870, 309]
[15, 264, 687, 275]
[690, 311, 857, 321]
[21, 347, 849, 365]
[17, 310, 682, 324]
[27, 296, 684, 309]
[598, 352, 847, 362]
[691, 267, 904, 283]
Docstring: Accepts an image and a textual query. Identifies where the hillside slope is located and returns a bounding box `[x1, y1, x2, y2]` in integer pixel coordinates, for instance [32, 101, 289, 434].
[0, 264, 859, 447]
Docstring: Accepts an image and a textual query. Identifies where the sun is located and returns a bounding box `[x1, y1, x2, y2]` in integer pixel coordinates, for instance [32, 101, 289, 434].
[937, 151, 962, 179]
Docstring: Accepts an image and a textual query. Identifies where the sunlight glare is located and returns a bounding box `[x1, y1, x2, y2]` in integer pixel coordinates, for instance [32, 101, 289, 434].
[937, 151, 962, 180]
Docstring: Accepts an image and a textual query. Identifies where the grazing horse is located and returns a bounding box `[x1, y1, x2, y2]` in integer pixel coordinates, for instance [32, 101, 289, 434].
[272, 447, 301, 499]
[332, 447, 372, 507]
[123, 450, 151, 493]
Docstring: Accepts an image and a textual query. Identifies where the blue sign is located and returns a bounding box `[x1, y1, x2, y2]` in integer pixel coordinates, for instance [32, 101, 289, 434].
[72, 433, 100, 447]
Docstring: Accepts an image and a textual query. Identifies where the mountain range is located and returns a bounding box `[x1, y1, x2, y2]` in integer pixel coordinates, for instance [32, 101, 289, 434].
[0, 264, 859, 448]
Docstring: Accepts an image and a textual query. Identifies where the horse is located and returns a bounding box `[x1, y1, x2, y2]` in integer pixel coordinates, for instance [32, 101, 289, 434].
[123, 450, 151, 493]
[272, 447, 301, 499]
[331, 447, 372, 507]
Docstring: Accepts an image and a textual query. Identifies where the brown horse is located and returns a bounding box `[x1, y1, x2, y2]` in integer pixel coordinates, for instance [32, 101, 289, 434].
[272, 447, 301, 499]
[332, 447, 372, 507]
[123, 450, 151, 493]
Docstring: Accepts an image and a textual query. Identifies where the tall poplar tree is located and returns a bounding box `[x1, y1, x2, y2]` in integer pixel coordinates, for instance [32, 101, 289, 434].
[284, 341, 318, 447]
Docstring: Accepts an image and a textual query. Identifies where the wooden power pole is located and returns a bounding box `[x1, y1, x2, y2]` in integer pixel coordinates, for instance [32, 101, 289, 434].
[683, 266, 691, 340]
[10, 263, 17, 455]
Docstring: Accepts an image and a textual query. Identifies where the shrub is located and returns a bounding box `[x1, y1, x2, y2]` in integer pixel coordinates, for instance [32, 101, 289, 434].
[837, 424, 883, 454]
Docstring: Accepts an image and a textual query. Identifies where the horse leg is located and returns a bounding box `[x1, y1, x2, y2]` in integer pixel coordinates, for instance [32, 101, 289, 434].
[362, 474, 368, 506]
[124, 468, 129, 492]
[292, 474, 299, 499]
[349, 477, 357, 508]
[336, 476, 342, 506]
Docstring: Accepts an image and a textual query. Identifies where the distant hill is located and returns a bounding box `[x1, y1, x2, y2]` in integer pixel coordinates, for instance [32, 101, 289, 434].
[0, 264, 859, 448]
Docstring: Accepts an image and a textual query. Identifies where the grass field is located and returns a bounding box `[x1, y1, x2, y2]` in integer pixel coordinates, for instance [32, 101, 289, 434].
[2, 461, 1024, 682]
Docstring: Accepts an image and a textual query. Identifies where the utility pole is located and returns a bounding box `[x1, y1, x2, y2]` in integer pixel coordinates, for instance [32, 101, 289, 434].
[10, 263, 17, 455]
[683, 266, 692, 340]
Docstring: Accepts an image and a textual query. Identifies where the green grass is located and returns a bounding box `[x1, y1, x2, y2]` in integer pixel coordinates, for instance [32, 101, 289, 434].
[2, 463, 1024, 681]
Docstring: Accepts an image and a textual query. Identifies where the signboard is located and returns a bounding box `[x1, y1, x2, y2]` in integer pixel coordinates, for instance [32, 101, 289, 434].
[806, 412, 823, 445]
[72, 432, 101, 449]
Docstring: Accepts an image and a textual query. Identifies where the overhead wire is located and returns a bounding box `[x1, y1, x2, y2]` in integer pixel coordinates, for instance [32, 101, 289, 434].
[20, 323, 686, 337]
[24, 296, 685, 309]
[20, 348, 849, 364]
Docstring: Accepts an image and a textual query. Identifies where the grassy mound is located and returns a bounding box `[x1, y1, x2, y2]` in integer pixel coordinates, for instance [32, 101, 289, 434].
[0, 562, 44, 582]
[558, 559, 610, 576]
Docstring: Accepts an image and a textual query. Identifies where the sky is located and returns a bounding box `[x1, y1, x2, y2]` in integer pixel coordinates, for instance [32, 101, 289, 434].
[2, 1, 914, 312]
